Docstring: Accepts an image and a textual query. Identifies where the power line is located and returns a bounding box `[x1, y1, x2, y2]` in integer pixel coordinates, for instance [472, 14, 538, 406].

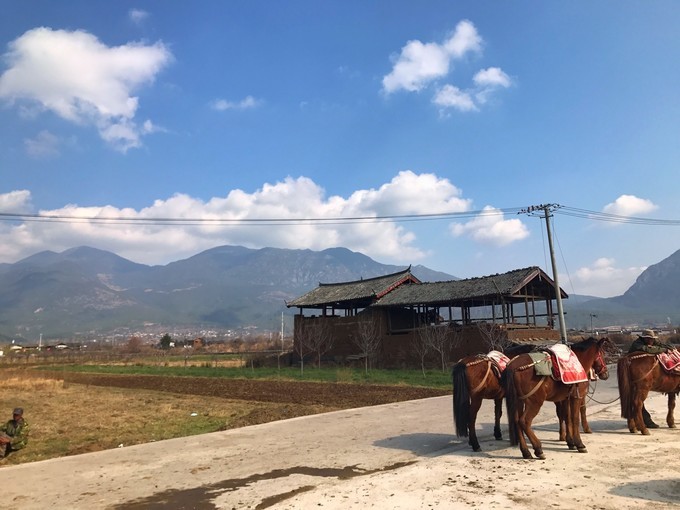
[0, 205, 677, 227]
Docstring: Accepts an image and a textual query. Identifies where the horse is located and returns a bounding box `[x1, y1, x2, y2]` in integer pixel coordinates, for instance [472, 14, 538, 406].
[452, 344, 534, 452]
[503, 336, 611, 459]
[617, 351, 680, 435]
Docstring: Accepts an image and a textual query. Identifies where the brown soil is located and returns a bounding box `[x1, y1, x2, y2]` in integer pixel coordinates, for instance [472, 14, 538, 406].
[41, 371, 449, 425]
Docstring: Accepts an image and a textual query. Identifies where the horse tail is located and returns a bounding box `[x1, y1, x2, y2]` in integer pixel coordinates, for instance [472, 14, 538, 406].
[617, 355, 633, 419]
[452, 362, 470, 437]
[503, 366, 520, 446]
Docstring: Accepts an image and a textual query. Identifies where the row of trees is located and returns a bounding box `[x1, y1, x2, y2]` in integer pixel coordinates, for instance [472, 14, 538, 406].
[293, 313, 513, 376]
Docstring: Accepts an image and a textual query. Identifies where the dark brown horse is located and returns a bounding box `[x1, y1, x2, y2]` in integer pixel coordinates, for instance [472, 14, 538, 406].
[452, 344, 533, 452]
[617, 351, 680, 434]
[504, 337, 611, 459]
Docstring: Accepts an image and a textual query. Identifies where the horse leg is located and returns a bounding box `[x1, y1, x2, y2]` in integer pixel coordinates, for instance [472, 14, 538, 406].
[580, 401, 592, 433]
[468, 395, 483, 452]
[634, 390, 651, 435]
[667, 392, 676, 429]
[519, 399, 545, 459]
[493, 398, 503, 441]
[568, 396, 587, 452]
[556, 401, 566, 441]
[513, 399, 533, 459]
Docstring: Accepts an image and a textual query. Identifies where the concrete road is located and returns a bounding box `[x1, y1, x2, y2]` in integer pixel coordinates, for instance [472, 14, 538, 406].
[0, 368, 646, 509]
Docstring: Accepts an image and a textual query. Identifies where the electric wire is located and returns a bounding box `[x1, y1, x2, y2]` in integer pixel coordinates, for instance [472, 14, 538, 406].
[0, 205, 678, 227]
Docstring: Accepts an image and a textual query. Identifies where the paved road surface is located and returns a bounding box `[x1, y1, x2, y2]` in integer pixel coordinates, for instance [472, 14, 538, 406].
[1, 367, 674, 509]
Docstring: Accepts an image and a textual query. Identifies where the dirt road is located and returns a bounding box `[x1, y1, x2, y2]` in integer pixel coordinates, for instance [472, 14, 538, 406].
[3, 367, 679, 509]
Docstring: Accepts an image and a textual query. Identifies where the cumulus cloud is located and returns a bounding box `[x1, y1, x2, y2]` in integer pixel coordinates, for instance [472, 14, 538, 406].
[570, 257, 646, 298]
[603, 195, 658, 217]
[382, 21, 512, 113]
[450, 206, 529, 246]
[432, 84, 476, 112]
[211, 96, 262, 111]
[0, 27, 172, 152]
[382, 20, 481, 94]
[0, 190, 32, 212]
[0, 172, 472, 265]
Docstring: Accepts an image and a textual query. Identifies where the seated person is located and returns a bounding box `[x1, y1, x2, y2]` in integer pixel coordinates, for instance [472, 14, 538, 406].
[0, 407, 29, 459]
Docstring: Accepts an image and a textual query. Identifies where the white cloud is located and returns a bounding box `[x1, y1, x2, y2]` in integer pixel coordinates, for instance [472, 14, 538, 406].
[382, 21, 512, 113]
[0, 172, 472, 265]
[128, 9, 149, 25]
[473, 67, 511, 88]
[603, 195, 658, 217]
[432, 84, 477, 112]
[450, 206, 529, 246]
[211, 96, 262, 111]
[570, 257, 646, 298]
[0, 27, 172, 152]
[0, 190, 32, 212]
[382, 20, 482, 94]
[24, 130, 61, 158]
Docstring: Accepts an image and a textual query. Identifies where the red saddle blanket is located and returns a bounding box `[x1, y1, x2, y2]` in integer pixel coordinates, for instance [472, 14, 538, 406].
[658, 349, 680, 372]
[548, 344, 588, 384]
[487, 350, 510, 372]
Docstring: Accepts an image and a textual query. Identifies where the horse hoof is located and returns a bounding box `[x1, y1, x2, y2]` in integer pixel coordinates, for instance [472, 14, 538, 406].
[522, 452, 533, 460]
[568, 445, 577, 450]
[537, 453, 546, 460]
[577, 447, 588, 453]
[473, 446, 482, 452]
[494, 434, 503, 441]
[583, 430, 592, 434]
[669, 424, 676, 429]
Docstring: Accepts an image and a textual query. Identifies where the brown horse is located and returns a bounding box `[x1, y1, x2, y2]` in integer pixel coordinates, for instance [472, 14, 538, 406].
[504, 337, 611, 459]
[452, 344, 533, 452]
[617, 351, 680, 435]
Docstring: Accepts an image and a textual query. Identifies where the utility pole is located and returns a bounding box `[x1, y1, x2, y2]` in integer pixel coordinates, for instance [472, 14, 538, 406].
[590, 313, 598, 335]
[280, 312, 285, 352]
[520, 204, 568, 344]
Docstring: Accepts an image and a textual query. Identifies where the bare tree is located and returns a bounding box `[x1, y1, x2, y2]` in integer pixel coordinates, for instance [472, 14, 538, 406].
[413, 327, 432, 377]
[293, 320, 316, 375]
[306, 320, 334, 368]
[476, 322, 510, 352]
[353, 313, 381, 374]
[422, 324, 451, 372]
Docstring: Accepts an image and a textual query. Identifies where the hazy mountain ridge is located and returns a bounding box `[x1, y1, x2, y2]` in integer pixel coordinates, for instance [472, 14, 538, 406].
[0, 245, 678, 339]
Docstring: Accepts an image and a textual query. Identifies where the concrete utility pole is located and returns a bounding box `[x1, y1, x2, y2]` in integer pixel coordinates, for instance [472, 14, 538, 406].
[520, 204, 568, 344]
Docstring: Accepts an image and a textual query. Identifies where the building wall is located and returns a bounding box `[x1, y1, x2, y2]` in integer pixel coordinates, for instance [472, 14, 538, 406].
[293, 310, 560, 368]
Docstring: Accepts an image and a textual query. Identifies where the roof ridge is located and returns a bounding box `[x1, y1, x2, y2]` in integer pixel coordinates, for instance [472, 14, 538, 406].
[318, 267, 412, 287]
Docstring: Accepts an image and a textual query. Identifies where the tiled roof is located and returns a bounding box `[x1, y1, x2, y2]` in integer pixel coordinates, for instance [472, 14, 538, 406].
[373, 266, 565, 307]
[375, 267, 567, 306]
[286, 268, 420, 308]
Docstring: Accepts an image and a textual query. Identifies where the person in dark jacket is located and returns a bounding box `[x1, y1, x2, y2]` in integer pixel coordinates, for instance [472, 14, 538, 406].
[628, 329, 673, 428]
[0, 407, 29, 459]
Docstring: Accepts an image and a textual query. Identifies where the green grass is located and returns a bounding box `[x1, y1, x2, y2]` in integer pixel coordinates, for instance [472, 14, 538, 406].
[41, 364, 453, 390]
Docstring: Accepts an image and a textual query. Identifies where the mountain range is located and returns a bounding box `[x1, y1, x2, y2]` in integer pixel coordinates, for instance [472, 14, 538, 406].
[0, 245, 678, 341]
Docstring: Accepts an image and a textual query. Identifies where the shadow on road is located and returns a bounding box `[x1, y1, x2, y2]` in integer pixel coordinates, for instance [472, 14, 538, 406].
[373, 432, 454, 456]
[609, 478, 680, 505]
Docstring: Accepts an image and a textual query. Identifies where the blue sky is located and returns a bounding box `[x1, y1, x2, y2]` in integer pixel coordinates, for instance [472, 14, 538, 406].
[1, 1, 679, 298]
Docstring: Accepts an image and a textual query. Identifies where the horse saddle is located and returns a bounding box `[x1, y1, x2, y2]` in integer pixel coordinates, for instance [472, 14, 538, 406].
[486, 350, 510, 373]
[527, 345, 588, 384]
[658, 349, 680, 373]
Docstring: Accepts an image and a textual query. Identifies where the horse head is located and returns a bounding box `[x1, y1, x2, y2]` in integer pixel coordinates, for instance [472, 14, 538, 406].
[587, 336, 615, 380]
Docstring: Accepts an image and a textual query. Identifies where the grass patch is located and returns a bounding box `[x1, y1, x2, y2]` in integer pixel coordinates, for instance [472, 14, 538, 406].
[43, 364, 453, 390]
[0, 371, 321, 466]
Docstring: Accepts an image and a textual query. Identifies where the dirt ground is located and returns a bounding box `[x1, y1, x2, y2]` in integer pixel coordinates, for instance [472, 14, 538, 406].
[40, 370, 449, 424]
